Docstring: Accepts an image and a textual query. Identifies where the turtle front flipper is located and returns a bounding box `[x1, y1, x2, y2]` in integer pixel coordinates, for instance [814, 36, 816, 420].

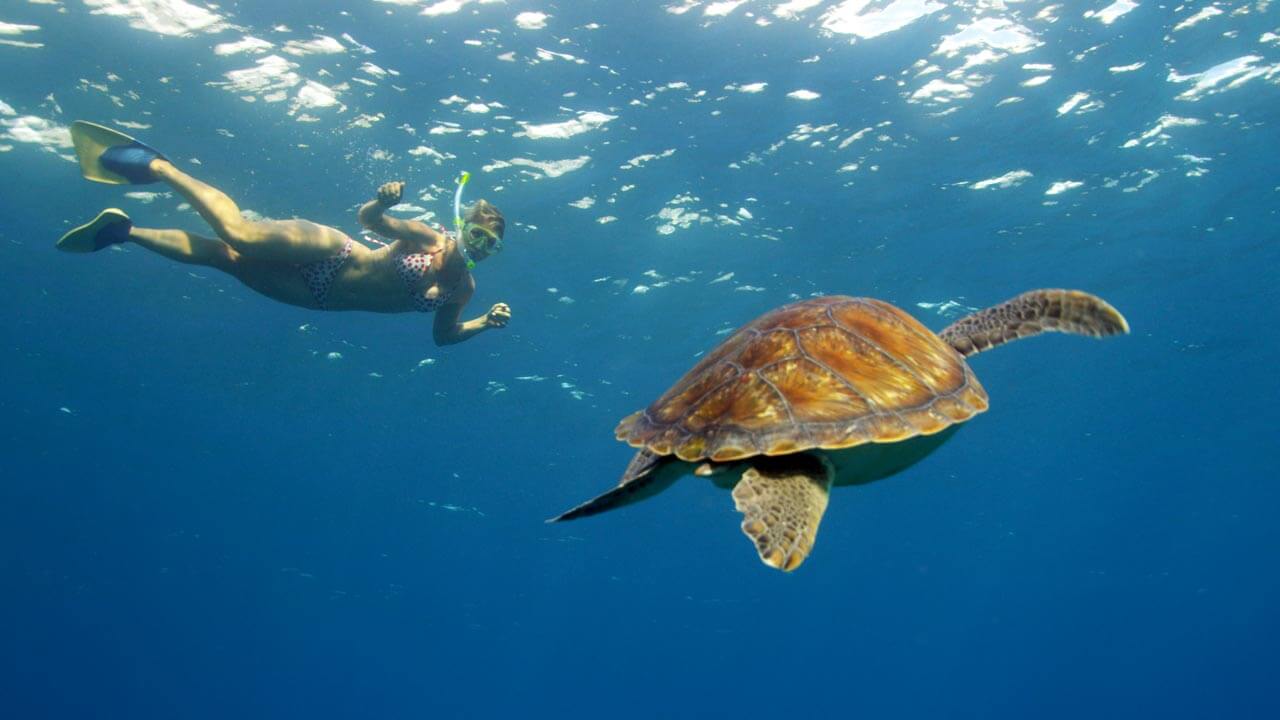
[548, 449, 680, 522]
[939, 289, 1129, 357]
[731, 454, 833, 572]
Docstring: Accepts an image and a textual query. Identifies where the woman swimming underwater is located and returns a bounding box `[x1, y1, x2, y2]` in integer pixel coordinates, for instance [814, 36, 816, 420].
[58, 121, 511, 347]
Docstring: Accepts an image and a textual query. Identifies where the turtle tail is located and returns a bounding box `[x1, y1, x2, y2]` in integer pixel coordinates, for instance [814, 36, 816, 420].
[547, 449, 680, 522]
[939, 289, 1129, 358]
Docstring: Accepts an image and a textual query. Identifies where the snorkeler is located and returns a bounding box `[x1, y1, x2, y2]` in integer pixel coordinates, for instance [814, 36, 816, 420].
[57, 121, 511, 347]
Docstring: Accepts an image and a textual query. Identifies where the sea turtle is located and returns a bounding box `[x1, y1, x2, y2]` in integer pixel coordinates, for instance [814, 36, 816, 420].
[549, 288, 1128, 572]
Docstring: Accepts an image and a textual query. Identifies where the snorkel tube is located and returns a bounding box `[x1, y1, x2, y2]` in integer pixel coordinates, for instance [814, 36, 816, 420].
[453, 171, 476, 270]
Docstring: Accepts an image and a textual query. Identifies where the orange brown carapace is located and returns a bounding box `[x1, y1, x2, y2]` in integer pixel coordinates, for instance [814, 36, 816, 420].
[616, 296, 990, 463]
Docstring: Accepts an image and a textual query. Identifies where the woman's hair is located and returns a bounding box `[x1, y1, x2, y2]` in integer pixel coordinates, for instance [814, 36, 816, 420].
[466, 199, 505, 240]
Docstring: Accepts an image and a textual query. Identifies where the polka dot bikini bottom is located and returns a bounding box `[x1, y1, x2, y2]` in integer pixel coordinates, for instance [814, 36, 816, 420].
[298, 237, 354, 308]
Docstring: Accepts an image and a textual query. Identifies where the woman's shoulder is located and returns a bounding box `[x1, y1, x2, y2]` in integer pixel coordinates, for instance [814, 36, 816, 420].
[451, 265, 477, 296]
[384, 231, 442, 256]
[347, 236, 386, 260]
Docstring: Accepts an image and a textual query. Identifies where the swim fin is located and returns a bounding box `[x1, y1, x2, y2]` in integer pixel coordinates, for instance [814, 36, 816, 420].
[69, 120, 166, 185]
[57, 208, 132, 253]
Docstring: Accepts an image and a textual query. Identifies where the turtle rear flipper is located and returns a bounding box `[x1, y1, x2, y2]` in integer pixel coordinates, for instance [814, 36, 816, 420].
[939, 289, 1129, 357]
[732, 455, 833, 572]
[548, 449, 679, 522]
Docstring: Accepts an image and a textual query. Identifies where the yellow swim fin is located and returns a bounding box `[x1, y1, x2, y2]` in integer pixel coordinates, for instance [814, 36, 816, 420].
[56, 208, 132, 253]
[69, 120, 164, 185]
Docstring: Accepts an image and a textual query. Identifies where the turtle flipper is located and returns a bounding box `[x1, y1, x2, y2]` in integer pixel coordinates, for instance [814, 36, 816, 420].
[731, 455, 833, 572]
[939, 289, 1129, 357]
[548, 449, 679, 522]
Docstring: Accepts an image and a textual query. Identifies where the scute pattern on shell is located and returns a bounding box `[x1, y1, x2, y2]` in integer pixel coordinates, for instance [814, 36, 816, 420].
[616, 296, 990, 462]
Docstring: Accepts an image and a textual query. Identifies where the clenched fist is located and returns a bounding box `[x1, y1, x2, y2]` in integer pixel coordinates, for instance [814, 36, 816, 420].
[485, 303, 512, 328]
[376, 180, 405, 208]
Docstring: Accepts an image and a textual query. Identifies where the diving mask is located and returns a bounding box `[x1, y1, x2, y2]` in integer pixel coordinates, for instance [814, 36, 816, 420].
[463, 222, 503, 256]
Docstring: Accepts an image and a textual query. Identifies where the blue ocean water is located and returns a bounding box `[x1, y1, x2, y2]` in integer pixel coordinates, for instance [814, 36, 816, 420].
[2, 1, 1278, 717]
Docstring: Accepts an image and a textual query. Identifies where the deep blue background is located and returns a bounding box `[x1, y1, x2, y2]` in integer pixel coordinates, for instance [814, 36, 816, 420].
[2, 1, 1278, 717]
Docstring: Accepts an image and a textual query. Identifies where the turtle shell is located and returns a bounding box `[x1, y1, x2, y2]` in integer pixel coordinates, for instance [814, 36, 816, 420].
[617, 296, 990, 462]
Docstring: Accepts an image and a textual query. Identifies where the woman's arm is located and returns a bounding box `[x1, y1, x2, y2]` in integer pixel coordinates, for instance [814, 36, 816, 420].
[432, 277, 512, 346]
[357, 180, 442, 250]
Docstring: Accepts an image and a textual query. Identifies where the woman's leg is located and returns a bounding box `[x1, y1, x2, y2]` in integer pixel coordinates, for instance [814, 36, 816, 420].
[151, 160, 348, 264]
[128, 226, 318, 307]
[129, 227, 240, 272]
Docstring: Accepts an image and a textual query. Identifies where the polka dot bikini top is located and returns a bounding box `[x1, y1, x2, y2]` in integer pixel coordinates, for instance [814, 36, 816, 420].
[393, 246, 458, 313]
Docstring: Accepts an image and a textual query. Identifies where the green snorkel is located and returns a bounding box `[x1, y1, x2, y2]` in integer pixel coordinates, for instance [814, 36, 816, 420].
[453, 171, 476, 270]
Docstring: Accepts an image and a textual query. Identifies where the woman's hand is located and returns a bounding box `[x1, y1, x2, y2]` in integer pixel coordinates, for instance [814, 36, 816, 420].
[377, 180, 405, 208]
[485, 303, 511, 328]
[434, 302, 512, 345]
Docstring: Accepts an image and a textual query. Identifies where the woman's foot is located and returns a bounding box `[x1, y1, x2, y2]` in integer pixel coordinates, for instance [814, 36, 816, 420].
[57, 209, 132, 253]
[99, 142, 164, 184]
[69, 120, 169, 185]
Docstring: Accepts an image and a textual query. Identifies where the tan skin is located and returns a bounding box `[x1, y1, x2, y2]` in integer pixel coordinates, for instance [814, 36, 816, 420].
[120, 159, 511, 346]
